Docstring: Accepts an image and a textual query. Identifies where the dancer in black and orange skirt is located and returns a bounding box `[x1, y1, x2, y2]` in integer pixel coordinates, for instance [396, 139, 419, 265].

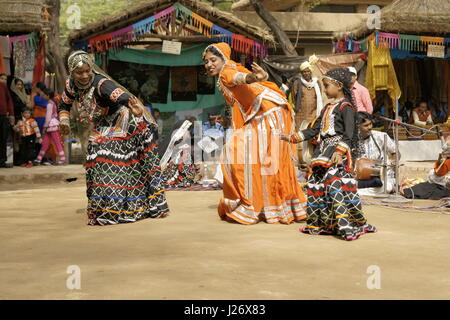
[59, 51, 169, 225]
[281, 68, 376, 240]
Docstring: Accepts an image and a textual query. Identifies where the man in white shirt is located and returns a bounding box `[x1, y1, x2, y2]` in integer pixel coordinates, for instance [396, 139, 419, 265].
[357, 112, 400, 195]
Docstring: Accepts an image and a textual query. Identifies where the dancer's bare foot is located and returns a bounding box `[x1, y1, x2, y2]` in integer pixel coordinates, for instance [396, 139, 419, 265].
[158, 212, 170, 218]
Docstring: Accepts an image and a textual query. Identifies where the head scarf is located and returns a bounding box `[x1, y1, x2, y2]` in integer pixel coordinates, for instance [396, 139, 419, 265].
[202, 42, 287, 111]
[10, 78, 29, 106]
[66, 50, 155, 125]
[203, 42, 231, 62]
[324, 67, 363, 158]
[67, 50, 95, 90]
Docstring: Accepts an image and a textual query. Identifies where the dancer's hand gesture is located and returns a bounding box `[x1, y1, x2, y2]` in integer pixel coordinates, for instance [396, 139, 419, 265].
[331, 152, 343, 165]
[251, 62, 268, 81]
[280, 133, 292, 142]
[128, 96, 144, 117]
[60, 124, 70, 136]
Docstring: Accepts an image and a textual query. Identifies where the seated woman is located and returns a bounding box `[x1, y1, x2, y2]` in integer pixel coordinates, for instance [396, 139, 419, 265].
[159, 119, 196, 188]
[402, 143, 450, 200]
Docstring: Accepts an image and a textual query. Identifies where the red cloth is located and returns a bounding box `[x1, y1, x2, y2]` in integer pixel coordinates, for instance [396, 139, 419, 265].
[413, 108, 431, 122]
[434, 158, 450, 177]
[0, 82, 14, 117]
[32, 34, 45, 87]
[0, 39, 5, 74]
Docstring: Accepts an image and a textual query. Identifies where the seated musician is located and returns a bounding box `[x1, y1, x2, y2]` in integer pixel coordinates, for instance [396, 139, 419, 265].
[402, 141, 450, 200]
[357, 112, 400, 195]
[428, 141, 450, 187]
[412, 100, 433, 128]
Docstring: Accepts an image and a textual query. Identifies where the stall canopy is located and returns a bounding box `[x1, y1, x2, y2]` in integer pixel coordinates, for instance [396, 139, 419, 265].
[333, 0, 450, 116]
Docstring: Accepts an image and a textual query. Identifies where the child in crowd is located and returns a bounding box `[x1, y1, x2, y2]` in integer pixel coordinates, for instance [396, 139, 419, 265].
[34, 88, 66, 165]
[281, 68, 377, 241]
[13, 108, 42, 167]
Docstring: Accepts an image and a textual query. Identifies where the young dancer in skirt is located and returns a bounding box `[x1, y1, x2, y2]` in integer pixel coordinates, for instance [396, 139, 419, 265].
[281, 68, 377, 240]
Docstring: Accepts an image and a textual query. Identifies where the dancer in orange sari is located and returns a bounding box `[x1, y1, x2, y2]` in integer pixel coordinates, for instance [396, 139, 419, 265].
[203, 43, 307, 224]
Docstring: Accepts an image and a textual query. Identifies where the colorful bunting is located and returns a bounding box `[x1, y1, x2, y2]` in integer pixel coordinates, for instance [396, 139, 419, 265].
[336, 31, 449, 56]
[212, 25, 232, 44]
[76, 3, 268, 58]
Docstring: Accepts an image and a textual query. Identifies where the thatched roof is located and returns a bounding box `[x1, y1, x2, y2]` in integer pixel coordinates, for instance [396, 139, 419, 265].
[232, 0, 304, 12]
[68, 0, 275, 45]
[0, 0, 46, 34]
[334, 0, 450, 38]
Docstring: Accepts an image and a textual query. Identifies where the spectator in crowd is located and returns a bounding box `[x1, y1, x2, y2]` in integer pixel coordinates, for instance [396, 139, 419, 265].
[9, 78, 30, 121]
[202, 113, 224, 134]
[400, 100, 414, 124]
[34, 88, 65, 165]
[430, 102, 446, 124]
[0, 73, 7, 84]
[289, 59, 323, 125]
[0, 75, 14, 168]
[348, 67, 373, 114]
[13, 108, 42, 167]
[412, 100, 433, 127]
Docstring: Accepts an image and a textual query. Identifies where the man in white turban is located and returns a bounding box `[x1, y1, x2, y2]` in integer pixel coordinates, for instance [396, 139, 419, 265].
[289, 55, 323, 129]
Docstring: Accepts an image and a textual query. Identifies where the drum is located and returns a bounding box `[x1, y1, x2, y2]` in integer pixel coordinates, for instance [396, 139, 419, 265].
[297, 120, 314, 165]
[355, 158, 382, 180]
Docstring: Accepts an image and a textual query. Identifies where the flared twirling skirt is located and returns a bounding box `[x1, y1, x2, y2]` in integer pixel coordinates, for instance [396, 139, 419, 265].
[302, 164, 377, 240]
[85, 107, 169, 225]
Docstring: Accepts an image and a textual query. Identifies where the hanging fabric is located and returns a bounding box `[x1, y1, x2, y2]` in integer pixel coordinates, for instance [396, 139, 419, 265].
[399, 34, 421, 51]
[420, 36, 445, 53]
[377, 32, 400, 49]
[89, 33, 113, 53]
[13, 41, 27, 79]
[74, 40, 90, 52]
[191, 12, 212, 36]
[0, 39, 5, 74]
[212, 25, 232, 44]
[32, 33, 45, 87]
[111, 26, 133, 49]
[132, 16, 155, 40]
[365, 38, 401, 111]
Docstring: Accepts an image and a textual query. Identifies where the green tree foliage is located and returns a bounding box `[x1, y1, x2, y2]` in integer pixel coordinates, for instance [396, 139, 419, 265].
[60, 0, 150, 41]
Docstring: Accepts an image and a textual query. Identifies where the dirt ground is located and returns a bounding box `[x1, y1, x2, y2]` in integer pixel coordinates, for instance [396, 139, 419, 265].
[1, 181, 450, 300]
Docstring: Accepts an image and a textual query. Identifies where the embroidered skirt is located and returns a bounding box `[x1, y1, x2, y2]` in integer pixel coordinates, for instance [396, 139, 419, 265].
[163, 160, 196, 188]
[85, 107, 169, 225]
[302, 163, 377, 240]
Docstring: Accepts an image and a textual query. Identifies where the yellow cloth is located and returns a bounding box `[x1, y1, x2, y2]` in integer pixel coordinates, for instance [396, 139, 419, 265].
[366, 39, 401, 111]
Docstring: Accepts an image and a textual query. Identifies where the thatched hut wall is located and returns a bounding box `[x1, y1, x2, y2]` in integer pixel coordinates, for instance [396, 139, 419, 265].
[0, 0, 45, 34]
[334, 0, 450, 38]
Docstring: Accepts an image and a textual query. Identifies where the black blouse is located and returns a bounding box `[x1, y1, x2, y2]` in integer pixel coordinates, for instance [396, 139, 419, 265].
[59, 73, 131, 116]
[300, 98, 356, 161]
